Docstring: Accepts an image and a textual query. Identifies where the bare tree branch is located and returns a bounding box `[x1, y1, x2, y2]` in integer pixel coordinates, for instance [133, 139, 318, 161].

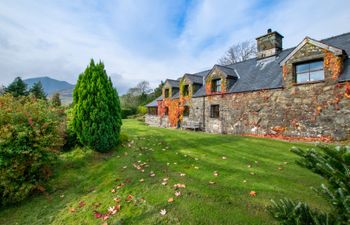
[218, 40, 257, 66]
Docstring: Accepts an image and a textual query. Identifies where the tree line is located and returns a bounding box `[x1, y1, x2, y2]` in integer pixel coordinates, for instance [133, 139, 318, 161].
[2, 76, 61, 106]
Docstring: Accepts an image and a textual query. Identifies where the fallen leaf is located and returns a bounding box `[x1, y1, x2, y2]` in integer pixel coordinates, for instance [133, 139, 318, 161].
[78, 201, 86, 208]
[69, 207, 76, 213]
[168, 197, 174, 203]
[194, 166, 199, 169]
[125, 194, 134, 202]
[139, 178, 144, 183]
[103, 214, 109, 220]
[209, 181, 216, 185]
[94, 211, 103, 218]
[111, 189, 116, 193]
[160, 209, 167, 216]
[249, 191, 257, 197]
[243, 180, 247, 183]
[175, 191, 181, 197]
[222, 156, 227, 160]
[213, 171, 219, 176]
[180, 173, 186, 177]
[174, 183, 186, 189]
[116, 183, 125, 189]
[248, 165, 252, 168]
[278, 167, 283, 170]
[149, 171, 156, 177]
[161, 181, 167, 185]
[114, 198, 121, 203]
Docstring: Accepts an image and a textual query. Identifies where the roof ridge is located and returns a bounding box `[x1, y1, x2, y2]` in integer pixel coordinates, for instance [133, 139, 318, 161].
[166, 79, 179, 82]
[320, 31, 350, 42]
[215, 64, 236, 69]
[186, 74, 202, 77]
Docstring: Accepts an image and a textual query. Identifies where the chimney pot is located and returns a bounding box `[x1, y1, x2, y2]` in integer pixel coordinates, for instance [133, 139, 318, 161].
[267, 28, 272, 33]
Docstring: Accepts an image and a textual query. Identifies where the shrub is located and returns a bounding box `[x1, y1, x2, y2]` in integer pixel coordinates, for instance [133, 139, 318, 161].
[121, 107, 137, 119]
[0, 95, 65, 205]
[137, 105, 147, 115]
[72, 59, 122, 152]
[62, 108, 80, 151]
[268, 145, 350, 225]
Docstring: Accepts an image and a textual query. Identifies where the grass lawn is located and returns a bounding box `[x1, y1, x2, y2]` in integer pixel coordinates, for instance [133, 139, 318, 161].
[0, 119, 328, 225]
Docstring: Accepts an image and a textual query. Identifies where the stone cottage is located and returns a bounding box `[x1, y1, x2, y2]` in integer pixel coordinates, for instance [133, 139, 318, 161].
[145, 30, 350, 141]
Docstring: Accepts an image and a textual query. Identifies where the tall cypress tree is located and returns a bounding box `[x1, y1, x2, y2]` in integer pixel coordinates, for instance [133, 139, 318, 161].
[72, 59, 122, 152]
[5, 77, 28, 97]
[29, 81, 47, 100]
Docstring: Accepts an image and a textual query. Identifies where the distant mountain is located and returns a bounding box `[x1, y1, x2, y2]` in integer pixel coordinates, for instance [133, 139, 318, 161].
[24, 76, 74, 104]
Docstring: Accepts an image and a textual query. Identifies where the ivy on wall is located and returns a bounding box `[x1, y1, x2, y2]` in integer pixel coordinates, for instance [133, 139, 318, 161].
[323, 50, 343, 80]
[282, 65, 288, 81]
[345, 82, 350, 99]
[205, 74, 227, 95]
[179, 78, 193, 98]
[157, 94, 191, 127]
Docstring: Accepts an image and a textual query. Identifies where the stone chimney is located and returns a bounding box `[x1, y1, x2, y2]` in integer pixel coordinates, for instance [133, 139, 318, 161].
[256, 29, 283, 59]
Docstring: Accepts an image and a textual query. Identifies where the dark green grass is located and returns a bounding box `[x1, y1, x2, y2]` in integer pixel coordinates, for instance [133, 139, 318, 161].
[0, 119, 328, 225]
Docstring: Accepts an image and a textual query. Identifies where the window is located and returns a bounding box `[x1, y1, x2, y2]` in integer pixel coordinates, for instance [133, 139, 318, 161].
[210, 105, 220, 118]
[183, 106, 190, 117]
[183, 85, 190, 96]
[147, 107, 158, 116]
[295, 60, 324, 83]
[164, 107, 169, 116]
[164, 89, 170, 98]
[212, 79, 222, 92]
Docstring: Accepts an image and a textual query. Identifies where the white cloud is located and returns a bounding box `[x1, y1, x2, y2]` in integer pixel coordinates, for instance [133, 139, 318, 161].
[0, 0, 349, 94]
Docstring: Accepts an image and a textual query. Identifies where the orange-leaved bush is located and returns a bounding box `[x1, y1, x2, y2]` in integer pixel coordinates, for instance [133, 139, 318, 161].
[0, 94, 65, 205]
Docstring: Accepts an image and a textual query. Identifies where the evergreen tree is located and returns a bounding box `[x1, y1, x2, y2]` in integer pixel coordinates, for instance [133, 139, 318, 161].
[268, 145, 350, 225]
[72, 59, 122, 152]
[51, 92, 61, 107]
[29, 81, 47, 100]
[5, 77, 28, 97]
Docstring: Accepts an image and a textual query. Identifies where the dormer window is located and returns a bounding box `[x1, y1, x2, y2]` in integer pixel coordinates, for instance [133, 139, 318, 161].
[164, 88, 170, 98]
[183, 85, 190, 96]
[212, 79, 222, 92]
[295, 60, 324, 83]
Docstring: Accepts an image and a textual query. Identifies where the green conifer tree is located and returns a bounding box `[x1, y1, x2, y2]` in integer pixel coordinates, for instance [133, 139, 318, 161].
[29, 81, 47, 100]
[72, 59, 122, 152]
[51, 93, 61, 107]
[5, 77, 28, 97]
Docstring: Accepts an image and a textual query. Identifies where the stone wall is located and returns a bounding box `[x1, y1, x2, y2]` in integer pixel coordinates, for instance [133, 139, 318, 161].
[200, 83, 350, 140]
[145, 115, 160, 127]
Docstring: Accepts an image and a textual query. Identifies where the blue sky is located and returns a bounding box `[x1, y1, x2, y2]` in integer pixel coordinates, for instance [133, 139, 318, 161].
[0, 0, 349, 94]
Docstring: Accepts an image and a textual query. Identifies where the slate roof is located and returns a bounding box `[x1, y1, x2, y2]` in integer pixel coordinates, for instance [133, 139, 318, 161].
[184, 74, 203, 84]
[146, 32, 350, 105]
[214, 64, 239, 78]
[145, 95, 162, 107]
[165, 79, 180, 88]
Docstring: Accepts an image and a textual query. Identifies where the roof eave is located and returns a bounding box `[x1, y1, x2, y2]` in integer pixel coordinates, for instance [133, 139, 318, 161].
[279, 37, 344, 66]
